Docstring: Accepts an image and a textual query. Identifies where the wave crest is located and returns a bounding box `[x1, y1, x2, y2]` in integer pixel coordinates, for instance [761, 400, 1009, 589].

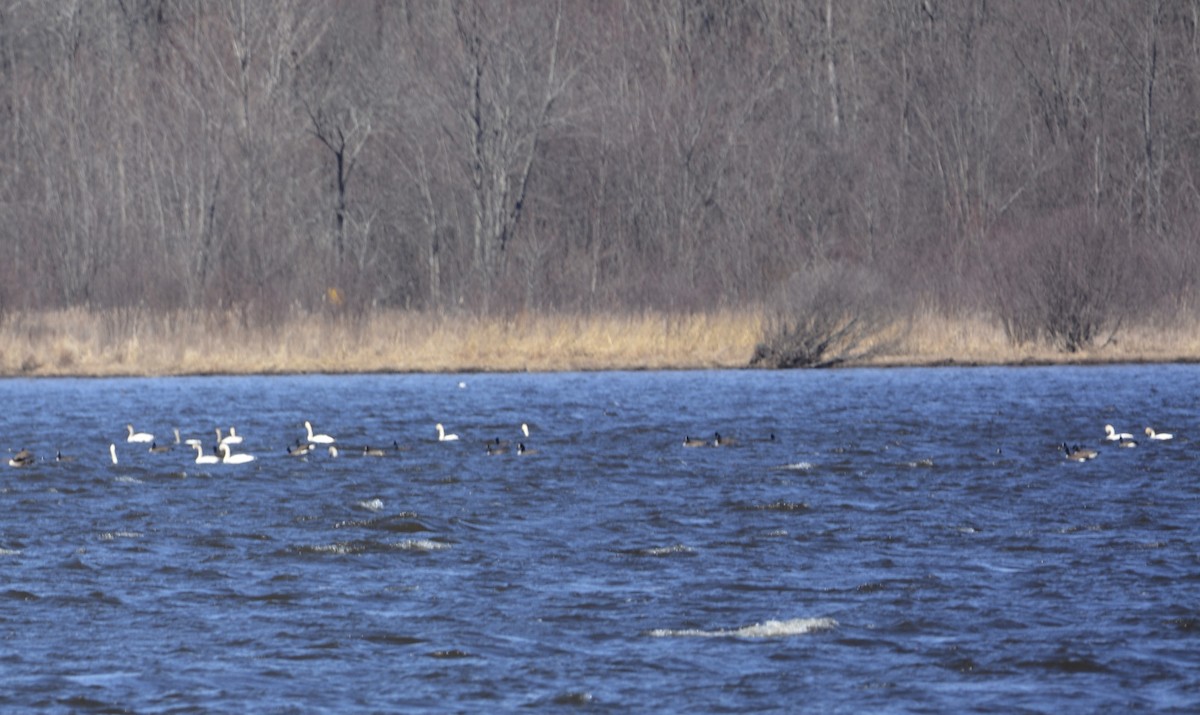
[648, 617, 838, 639]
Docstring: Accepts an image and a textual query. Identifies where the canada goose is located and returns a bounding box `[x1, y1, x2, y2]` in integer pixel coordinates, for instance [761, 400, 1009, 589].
[517, 442, 537, 455]
[1063, 443, 1098, 461]
[220, 427, 243, 446]
[8, 449, 34, 467]
[436, 423, 459, 441]
[148, 441, 172, 454]
[304, 421, 335, 444]
[287, 442, 313, 457]
[486, 442, 508, 456]
[712, 432, 737, 447]
[110, 444, 118, 465]
[55, 451, 75, 463]
[362, 445, 386, 457]
[1117, 437, 1137, 448]
[218, 443, 255, 464]
[1104, 425, 1133, 442]
[126, 424, 154, 443]
[193, 443, 219, 465]
[683, 436, 708, 447]
[1145, 427, 1174, 441]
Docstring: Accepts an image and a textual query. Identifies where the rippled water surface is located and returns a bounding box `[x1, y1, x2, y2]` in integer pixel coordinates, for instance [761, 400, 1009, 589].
[2, 367, 1198, 712]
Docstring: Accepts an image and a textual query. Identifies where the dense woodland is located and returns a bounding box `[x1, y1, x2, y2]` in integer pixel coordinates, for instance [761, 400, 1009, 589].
[2, 1, 1199, 351]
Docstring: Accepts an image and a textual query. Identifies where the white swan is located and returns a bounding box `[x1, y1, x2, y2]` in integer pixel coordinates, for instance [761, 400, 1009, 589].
[126, 424, 154, 443]
[1145, 427, 1174, 440]
[521, 423, 530, 438]
[110, 443, 118, 465]
[328, 445, 339, 458]
[1103, 424, 1133, 442]
[218, 443, 255, 464]
[220, 426, 243, 446]
[304, 421, 335, 444]
[193, 443, 219, 465]
[436, 423, 459, 441]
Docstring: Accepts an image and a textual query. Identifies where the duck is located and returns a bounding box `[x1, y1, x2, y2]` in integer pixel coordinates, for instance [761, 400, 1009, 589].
[218, 443, 255, 464]
[126, 424, 154, 443]
[436, 423, 459, 442]
[303, 421, 335, 444]
[1144, 427, 1174, 441]
[193, 443, 219, 465]
[1103, 424, 1133, 442]
[8, 449, 34, 467]
[683, 436, 708, 448]
[362, 445, 386, 457]
[1064, 443, 1098, 461]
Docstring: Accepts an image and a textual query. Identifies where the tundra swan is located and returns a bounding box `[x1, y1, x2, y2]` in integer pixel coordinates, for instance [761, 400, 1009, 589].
[220, 427, 243, 446]
[1103, 425, 1133, 442]
[304, 421, 335, 444]
[110, 444, 118, 464]
[218, 443, 255, 464]
[1144, 427, 1174, 440]
[193, 443, 219, 465]
[126, 424, 154, 443]
[436, 423, 459, 441]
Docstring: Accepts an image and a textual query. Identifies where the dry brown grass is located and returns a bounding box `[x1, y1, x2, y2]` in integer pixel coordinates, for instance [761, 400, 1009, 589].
[2, 306, 1198, 377]
[860, 309, 1200, 366]
[0, 308, 765, 376]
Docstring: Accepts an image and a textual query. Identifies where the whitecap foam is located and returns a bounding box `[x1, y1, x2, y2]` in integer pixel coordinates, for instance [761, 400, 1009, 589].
[0, 548, 21, 556]
[97, 531, 143, 541]
[358, 498, 385, 512]
[621, 544, 694, 557]
[773, 462, 814, 471]
[648, 617, 838, 639]
[391, 539, 450, 552]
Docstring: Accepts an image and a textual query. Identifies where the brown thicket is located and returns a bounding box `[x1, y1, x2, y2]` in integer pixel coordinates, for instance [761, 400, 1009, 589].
[0, 1, 1197, 358]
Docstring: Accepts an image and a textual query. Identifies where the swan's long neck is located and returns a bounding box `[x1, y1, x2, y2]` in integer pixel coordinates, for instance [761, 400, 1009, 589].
[110, 444, 118, 464]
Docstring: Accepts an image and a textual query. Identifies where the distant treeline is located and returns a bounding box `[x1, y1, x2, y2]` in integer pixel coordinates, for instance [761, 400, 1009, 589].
[1, 1, 1196, 343]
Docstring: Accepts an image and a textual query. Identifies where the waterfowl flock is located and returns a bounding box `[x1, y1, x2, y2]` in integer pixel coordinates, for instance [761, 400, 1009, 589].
[6, 420, 545, 468]
[4, 415, 1177, 468]
[1061, 424, 1178, 462]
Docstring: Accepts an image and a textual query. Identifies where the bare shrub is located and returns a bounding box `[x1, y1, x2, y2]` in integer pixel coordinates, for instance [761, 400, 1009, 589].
[751, 263, 899, 368]
[990, 210, 1128, 353]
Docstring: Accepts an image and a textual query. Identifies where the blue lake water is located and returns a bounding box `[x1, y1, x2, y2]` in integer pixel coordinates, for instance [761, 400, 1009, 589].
[1, 366, 1198, 712]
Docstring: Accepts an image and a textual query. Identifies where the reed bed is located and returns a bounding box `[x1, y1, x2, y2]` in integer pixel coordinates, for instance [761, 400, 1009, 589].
[0, 308, 764, 376]
[1, 307, 1197, 377]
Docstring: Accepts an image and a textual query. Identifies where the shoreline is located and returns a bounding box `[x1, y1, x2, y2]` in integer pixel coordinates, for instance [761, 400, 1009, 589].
[2, 308, 1199, 377]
